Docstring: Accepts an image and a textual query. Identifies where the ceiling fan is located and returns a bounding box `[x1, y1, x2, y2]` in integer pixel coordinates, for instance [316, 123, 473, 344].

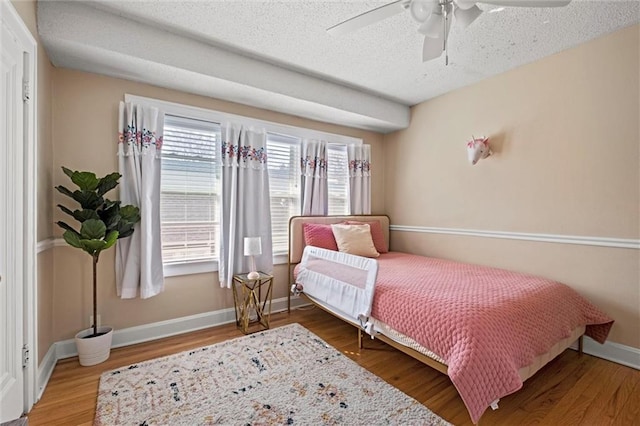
[327, 0, 572, 65]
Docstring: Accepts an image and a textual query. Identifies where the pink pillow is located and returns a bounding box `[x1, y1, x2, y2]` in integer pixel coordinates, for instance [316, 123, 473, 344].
[303, 223, 338, 251]
[344, 220, 388, 253]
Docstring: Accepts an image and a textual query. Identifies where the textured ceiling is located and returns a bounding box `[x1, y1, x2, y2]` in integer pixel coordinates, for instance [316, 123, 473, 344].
[38, 0, 639, 132]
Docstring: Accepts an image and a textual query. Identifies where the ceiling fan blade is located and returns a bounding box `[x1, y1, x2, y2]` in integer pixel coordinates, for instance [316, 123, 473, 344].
[454, 4, 482, 28]
[422, 36, 444, 61]
[327, 0, 407, 36]
[480, 0, 571, 7]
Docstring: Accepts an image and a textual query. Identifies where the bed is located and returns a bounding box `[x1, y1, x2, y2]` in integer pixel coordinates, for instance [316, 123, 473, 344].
[287, 215, 614, 424]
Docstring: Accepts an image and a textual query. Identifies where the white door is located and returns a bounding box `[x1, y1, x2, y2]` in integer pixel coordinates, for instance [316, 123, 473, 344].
[0, 12, 26, 422]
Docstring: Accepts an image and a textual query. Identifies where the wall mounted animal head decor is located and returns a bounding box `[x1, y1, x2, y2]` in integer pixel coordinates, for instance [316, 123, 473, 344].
[467, 136, 491, 165]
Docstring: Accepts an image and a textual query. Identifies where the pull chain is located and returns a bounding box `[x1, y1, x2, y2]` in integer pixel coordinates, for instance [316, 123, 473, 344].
[443, 2, 449, 65]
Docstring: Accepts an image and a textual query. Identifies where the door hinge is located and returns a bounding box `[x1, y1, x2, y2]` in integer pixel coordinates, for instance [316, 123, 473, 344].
[22, 344, 30, 369]
[22, 80, 30, 102]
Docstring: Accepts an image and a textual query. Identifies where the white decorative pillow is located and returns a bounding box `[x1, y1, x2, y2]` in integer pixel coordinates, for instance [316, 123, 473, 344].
[331, 224, 380, 258]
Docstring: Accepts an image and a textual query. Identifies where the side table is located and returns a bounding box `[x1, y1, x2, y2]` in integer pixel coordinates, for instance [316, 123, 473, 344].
[232, 272, 274, 334]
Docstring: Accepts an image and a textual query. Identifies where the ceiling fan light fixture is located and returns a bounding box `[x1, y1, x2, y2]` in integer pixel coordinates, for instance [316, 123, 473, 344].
[454, 4, 482, 28]
[453, 0, 477, 10]
[326, 0, 573, 64]
[410, 0, 433, 22]
[418, 13, 442, 37]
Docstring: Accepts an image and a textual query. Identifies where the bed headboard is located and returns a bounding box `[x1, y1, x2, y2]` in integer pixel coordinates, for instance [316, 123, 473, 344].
[288, 215, 390, 265]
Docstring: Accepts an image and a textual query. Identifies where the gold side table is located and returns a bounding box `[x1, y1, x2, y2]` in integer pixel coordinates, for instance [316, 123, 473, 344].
[232, 272, 274, 334]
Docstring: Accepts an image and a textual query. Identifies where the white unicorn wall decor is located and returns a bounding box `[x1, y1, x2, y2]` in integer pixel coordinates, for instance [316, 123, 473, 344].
[466, 136, 491, 165]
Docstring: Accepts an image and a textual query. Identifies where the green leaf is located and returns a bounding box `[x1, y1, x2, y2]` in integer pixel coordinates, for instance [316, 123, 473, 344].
[117, 226, 135, 239]
[62, 230, 82, 248]
[103, 230, 119, 250]
[102, 199, 120, 213]
[72, 190, 102, 210]
[97, 173, 121, 196]
[99, 199, 121, 229]
[119, 205, 141, 223]
[104, 214, 122, 231]
[80, 239, 107, 254]
[55, 185, 75, 200]
[62, 166, 75, 179]
[56, 221, 79, 236]
[57, 204, 75, 218]
[80, 219, 106, 240]
[73, 209, 100, 222]
[71, 171, 100, 191]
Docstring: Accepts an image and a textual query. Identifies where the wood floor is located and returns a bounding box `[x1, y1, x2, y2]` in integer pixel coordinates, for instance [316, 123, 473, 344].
[28, 307, 640, 425]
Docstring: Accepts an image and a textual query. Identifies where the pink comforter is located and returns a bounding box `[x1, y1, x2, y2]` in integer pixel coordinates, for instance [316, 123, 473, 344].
[371, 252, 613, 424]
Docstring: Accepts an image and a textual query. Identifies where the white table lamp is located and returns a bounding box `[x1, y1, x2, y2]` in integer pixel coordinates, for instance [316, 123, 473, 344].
[244, 237, 262, 280]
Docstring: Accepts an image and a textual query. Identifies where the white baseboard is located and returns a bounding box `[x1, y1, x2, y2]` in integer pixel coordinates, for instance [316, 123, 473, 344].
[36, 238, 56, 254]
[37, 344, 57, 401]
[577, 337, 640, 370]
[55, 295, 309, 359]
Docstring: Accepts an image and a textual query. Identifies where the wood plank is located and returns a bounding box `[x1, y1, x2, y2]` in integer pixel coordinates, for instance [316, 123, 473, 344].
[499, 350, 596, 424]
[578, 363, 633, 424]
[596, 369, 640, 425]
[27, 308, 640, 426]
[612, 377, 640, 426]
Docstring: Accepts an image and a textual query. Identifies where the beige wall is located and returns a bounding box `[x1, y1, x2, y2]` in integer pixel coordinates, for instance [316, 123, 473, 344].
[50, 68, 385, 341]
[11, 0, 56, 364]
[11, 0, 639, 358]
[384, 25, 640, 348]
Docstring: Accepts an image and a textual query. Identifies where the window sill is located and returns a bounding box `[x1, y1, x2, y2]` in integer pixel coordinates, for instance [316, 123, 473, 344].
[163, 255, 290, 278]
[164, 260, 218, 278]
[273, 253, 289, 265]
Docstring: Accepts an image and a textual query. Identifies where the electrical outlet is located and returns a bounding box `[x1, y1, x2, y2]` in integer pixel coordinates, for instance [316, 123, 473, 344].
[89, 314, 101, 328]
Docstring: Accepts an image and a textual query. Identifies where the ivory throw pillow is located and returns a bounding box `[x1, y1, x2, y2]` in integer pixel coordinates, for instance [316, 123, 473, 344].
[331, 224, 380, 258]
[344, 220, 388, 253]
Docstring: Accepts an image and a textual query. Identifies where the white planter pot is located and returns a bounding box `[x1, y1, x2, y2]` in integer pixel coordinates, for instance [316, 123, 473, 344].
[75, 326, 114, 366]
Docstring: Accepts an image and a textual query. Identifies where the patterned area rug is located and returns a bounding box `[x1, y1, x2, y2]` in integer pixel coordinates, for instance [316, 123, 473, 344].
[95, 323, 450, 425]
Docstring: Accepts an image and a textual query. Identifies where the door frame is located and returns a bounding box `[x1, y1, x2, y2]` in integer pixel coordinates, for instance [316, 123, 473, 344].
[1, 0, 38, 415]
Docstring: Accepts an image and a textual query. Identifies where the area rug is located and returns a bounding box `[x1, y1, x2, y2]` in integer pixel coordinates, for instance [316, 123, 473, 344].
[95, 323, 450, 425]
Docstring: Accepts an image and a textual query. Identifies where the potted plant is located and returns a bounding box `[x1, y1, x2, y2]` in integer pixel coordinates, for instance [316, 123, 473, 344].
[56, 167, 140, 366]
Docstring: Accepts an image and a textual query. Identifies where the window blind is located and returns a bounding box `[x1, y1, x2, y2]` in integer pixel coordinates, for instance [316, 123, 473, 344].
[327, 144, 349, 216]
[160, 114, 221, 264]
[267, 133, 301, 255]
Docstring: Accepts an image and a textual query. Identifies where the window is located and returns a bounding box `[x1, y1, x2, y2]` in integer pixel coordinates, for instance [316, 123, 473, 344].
[128, 94, 360, 273]
[327, 145, 349, 216]
[266, 137, 350, 255]
[160, 115, 221, 266]
[267, 133, 301, 255]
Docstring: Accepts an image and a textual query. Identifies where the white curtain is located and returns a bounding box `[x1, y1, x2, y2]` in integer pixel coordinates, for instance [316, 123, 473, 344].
[300, 139, 328, 215]
[348, 144, 372, 215]
[116, 101, 165, 299]
[219, 123, 274, 288]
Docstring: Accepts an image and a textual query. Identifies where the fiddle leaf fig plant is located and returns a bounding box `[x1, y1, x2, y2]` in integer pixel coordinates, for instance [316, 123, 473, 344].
[56, 166, 140, 337]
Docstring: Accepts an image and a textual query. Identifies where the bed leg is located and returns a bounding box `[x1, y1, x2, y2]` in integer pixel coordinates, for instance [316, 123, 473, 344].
[358, 328, 363, 350]
[578, 335, 584, 355]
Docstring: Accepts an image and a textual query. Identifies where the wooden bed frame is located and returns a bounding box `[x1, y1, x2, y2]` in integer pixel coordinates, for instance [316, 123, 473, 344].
[287, 214, 584, 380]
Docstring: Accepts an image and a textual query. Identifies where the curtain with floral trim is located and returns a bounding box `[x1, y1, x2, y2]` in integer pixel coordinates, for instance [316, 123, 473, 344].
[219, 123, 273, 288]
[300, 139, 328, 215]
[116, 101, 165, 299]
[348, 144, 372, 215]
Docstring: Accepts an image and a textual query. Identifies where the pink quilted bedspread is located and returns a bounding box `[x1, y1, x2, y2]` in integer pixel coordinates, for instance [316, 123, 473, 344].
[371, 252, 613, 424]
